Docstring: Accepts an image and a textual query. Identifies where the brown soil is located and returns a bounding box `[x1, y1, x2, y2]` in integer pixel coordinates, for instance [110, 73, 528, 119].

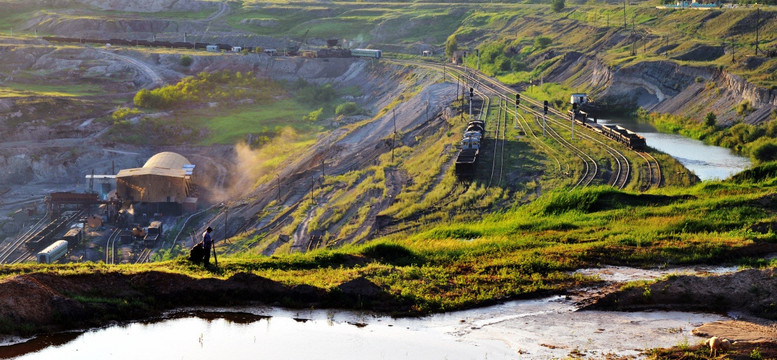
[0, 267, 400, 336]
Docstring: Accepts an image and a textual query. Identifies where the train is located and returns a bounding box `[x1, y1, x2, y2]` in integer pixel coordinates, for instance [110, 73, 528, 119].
[37, 240, 68, 264]
[40, 36, 383, 59]
[455, 120, 486, 176]
[569, 110, 646, 149]
[63, 227, 82, 245]
[144, 221, 163, 248]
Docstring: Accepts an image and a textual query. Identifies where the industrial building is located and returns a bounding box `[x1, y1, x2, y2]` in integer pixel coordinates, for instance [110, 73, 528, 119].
[116, 152, 196, 215]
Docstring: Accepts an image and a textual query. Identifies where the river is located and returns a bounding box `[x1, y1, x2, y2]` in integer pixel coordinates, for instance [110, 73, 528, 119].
[1, 266, 739, 360]
[597, 117, 751, 181]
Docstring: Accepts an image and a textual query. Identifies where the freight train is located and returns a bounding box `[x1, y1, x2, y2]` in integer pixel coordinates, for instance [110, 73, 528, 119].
[569, 110, 646, 149]
[41, 36, 382, 58]
[455, 120, 486, 176]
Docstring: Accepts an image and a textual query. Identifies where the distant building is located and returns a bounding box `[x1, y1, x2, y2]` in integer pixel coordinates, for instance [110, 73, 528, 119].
[116, 152, 195, 215]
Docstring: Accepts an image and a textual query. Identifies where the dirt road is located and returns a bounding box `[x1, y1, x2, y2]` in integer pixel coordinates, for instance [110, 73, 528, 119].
[97, 50, 164, 89]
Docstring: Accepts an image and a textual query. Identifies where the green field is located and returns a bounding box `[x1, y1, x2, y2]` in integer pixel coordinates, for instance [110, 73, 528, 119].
[0, 82, 104, 98]
[193, 99, 320, 145]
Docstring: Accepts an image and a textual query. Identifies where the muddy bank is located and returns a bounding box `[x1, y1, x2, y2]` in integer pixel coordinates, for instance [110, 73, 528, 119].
[0, 266, 406, 336]
[585, 267, 777, 320]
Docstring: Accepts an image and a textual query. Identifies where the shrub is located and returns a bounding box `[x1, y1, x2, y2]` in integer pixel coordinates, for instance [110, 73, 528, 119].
[179, 55, 193, 67]
[111, 106, 140, 122]
[335, 102, 361, 116]
[736, 100, 754, 116]
[304, 107, 324, 122]
[360, 243, 420, 265]
[535, 37, 552, 50]
[551, 0, 565, 12]
[752, 140, 777, 163]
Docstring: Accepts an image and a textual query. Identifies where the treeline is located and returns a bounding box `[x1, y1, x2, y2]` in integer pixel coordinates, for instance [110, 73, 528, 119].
[458, 37, 553, 78]
[639, 107, 777, 163]
[133, 71, 282, 109]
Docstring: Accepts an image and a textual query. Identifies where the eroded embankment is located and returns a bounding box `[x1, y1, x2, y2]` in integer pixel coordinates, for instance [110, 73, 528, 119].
[585, 267, 777, 320]
[0, 267, 402, 336]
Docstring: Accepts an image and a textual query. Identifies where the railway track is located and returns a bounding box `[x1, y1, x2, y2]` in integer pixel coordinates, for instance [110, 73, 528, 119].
[507, 101, 565, 175]
[637, 151, 662, 190]
[0, 210, 83, 264]
[450, 64, 643, 190]
[135, 248, 152, 264]
[485, 97, 505, 189]
[105, 228, 121, 264]
[411, 60, 662, 191]
[442, 64, 601, 188]
[0, 215, 48, 264]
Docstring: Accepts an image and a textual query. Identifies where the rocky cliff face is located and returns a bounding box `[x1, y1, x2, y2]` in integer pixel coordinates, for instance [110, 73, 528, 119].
[551, 54, 777, 125]
[76, 0, 215, 13]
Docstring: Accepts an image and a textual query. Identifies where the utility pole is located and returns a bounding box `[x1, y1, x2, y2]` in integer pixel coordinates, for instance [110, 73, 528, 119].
[623, 0, 627, 29]
[310, 176, 315, 204]
[476, 49, 480, 71]
[224, 205, 229, 244]
[543, 100, 548, 137]
[391, 109, 396, 162]
[631, 16, 636, 56]
[426, 98, 430, 122]
[443, 61, 446, 82]
[469, 87, 473, 118]
[755, 7, 760, 56]
[456, 75, 460, 101]
[514, 93, 519, 129]
[276, 174, 281, 203]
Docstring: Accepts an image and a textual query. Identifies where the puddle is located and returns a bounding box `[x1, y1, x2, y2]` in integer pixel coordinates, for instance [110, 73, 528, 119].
[1, 266, 741, 359]
[574, 265, 739, 283]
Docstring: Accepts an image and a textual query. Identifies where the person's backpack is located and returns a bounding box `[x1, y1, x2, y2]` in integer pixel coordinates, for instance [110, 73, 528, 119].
[189, 242, 205, 264]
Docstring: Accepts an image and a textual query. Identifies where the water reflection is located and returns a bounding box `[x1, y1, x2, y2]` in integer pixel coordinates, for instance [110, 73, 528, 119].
[1, 299, 728, 360]
[597, 117, 751, 180]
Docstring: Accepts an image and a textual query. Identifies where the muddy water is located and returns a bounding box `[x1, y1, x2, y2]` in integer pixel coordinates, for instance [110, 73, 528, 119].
[1, 265, 741, 360]
[597, 117, 751, 181]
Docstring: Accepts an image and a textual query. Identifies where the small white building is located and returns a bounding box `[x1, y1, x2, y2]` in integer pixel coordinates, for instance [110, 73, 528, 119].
[231, 46, 242, 53]
[571, 93, 588, 106]
[206, 44, 219, 52]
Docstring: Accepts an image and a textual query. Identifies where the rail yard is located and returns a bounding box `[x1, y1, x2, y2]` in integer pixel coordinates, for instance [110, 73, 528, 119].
[0, 41, 675, 266]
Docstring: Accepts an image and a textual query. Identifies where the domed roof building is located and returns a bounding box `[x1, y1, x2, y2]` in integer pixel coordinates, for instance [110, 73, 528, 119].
[116, 152, 195, 214]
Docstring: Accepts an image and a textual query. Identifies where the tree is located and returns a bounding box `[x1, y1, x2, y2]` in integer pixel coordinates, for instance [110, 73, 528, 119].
[704, 112, 717, 127]
[445, 35, 459, 58]
[552, 0, 565, 12]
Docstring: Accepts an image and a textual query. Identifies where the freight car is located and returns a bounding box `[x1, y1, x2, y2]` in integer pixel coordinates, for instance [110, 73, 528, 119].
[569, 110, 646, 150]
[351, 48, 382, 58]
[41, 36, 383, 60]
[37, 240, 68, 264]
[63, 228, 82, 246]
[455, 120, 487, 177]
[144, 221, 163, 248]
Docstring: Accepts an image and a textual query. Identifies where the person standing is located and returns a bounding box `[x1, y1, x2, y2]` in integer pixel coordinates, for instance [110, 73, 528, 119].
[202, 227, 213, 265]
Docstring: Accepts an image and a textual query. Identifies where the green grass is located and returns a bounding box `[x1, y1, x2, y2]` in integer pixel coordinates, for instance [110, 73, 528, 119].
[7, 168, 777, 315]
[0, 82, 104, 98]
[189, 99, 318, 145]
